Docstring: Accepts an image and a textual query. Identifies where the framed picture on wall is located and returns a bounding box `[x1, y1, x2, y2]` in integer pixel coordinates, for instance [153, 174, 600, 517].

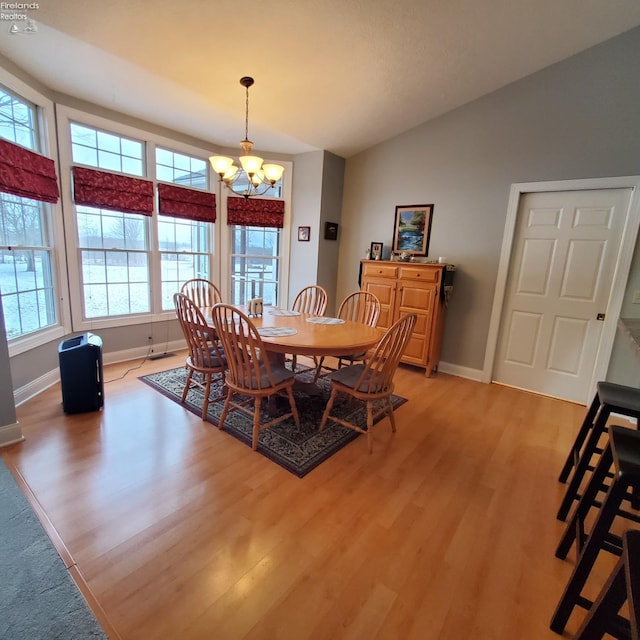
[369, 241, 383, 260]
[324, 221, 339, 240]
[298, 226, 310, 242]
[392, 204, 434, 256]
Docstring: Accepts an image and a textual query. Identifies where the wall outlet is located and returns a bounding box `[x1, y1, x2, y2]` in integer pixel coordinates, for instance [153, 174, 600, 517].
[633, 291, 640, 304]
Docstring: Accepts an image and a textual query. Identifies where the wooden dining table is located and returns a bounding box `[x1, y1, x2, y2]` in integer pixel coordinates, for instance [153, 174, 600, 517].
[248, 308, 382, 358]
[202, 305, 383, 396]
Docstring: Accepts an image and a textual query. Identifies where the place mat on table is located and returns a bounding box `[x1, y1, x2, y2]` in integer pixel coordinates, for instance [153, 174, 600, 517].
[268, 309, 301, 316]
[257, 326, 298, 337]
[306, 317, 345, 324]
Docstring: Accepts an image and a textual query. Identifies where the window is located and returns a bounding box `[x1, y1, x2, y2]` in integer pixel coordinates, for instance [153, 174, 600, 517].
[71, 124, 144, 176]
[62, 107, 289, 330]
[71, 123, 151, 319]
[0, 85, 58, 340]
[76, 206, 150, 318]
[230, 226, 281, 306]
[156, 148, 213, 311]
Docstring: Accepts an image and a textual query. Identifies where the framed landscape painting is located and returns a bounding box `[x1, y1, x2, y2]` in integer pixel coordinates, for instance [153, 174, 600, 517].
[392, 204, 434, 256]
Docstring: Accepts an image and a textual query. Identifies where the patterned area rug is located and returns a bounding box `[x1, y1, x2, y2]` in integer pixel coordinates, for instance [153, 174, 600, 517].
[139, 366, 408, 477]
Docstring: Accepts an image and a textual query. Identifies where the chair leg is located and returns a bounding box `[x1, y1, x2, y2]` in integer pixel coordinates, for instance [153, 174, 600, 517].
[558, 393, 601, 483]
[201, 373, 211, 419]
[550, 475, 627, 633]
[181, 369, 194, 403]
[385, 396, 397, 433]
[557, 410, 610, 521]
[312, 356, 325, 383]
[366, 401, 374, 454]
[286, 386, 300, 428]
[320, 387, 339, 431]
[555, 442, 613, 560]
[218, 392, 233, 430]
[573, 554, 627, 640]
[252, 397, 262, 450]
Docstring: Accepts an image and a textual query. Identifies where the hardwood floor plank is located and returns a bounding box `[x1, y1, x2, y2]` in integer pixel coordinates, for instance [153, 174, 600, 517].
[3, 352, 617, 639]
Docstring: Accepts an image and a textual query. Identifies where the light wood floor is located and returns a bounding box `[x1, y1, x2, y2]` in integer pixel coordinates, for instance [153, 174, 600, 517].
[1, 352, 622, 639]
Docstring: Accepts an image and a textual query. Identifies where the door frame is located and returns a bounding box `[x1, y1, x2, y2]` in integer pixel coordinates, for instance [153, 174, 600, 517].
[483, 176, 640, 403]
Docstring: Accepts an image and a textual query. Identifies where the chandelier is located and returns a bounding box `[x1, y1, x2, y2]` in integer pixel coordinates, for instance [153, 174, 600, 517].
[209, 77, 284, 199]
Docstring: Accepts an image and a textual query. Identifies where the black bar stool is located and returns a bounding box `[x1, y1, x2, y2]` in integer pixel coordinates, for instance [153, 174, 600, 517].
[557, 382, 640, 521]
[551, 425, 640, 634]
[573, 529, 640, 640]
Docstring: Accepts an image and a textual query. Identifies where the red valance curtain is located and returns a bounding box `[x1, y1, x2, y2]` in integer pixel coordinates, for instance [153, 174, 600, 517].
[72, 166, 154, 216]
[227, 197, 285, 228]
[157, 183, 216, 223]
[0, 138, 60, 203]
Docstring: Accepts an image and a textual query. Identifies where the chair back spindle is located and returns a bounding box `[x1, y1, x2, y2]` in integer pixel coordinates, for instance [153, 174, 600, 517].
[338, 291, 380, 327]
[292, 285, 328, 316]
[180, 278, 222, 309]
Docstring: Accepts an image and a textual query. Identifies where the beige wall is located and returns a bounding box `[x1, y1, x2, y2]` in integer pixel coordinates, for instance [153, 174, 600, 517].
[338, 27, 640, 377]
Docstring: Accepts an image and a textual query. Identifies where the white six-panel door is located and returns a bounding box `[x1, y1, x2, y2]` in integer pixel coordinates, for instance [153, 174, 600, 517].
[493, 188, 632, 402]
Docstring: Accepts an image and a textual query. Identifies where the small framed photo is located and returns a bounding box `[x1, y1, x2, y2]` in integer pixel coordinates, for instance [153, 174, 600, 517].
[392, 204, 434, 256]
[298, 226, 310, 242]
[370, 241, 383, 260]
[324, 221, 339, 240]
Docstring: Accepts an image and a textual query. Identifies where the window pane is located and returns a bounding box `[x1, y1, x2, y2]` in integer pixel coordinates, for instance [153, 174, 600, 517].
[230, 225, 280, 306]
[156, 164, 174, 183]
[71, 144, 98, 166]
[70, 123, 144, 176]
[0, 84, 38, 150]
[96, 130, 121, 153]
[70, 124, 97, 147]
[97, 150, 122, 172]
[121, 156, 143, 176]
[160, 252, 209, 310]
[155, 147, 207, 189]
[0, 249, 56, 339]
[81, 249, 149, 318]
[121, 138, 142, 159]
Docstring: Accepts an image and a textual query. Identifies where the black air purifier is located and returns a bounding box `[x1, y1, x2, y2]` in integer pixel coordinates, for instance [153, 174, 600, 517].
[58, 333, 104, 414]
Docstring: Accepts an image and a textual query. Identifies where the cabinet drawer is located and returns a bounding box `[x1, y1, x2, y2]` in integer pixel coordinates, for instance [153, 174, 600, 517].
[362, 262, 398, 278]
[399, 265, 440, 282]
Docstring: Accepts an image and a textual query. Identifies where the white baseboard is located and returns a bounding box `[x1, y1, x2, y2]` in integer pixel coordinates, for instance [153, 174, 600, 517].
[0, 421, 24, 447]
[14, 339, 186, 407]
[437, 361, 485, 382]
[16, 343, 482, 407]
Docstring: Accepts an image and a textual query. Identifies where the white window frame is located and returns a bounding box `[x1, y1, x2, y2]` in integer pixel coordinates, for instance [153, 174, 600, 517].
[56, 105, 223, 331]
[218, 166, 292, 308]
[0, 68, 70, 357]
[155, 146, 212, 312]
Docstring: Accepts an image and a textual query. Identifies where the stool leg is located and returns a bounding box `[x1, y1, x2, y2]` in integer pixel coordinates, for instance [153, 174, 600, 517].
[550, 477, 627, 634]
[556, 443, 612, 560]
[557, 409, 611, 521]
[574, 555, 627, 640]
[559, 394, 602, 483]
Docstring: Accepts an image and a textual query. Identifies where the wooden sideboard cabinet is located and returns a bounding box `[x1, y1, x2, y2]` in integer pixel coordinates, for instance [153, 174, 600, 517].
[360, 260, 449, 376]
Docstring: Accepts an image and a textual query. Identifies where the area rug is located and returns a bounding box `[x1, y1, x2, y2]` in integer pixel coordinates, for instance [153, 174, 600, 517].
[0, 458, 107, 639]
[139, 366, 408, 477]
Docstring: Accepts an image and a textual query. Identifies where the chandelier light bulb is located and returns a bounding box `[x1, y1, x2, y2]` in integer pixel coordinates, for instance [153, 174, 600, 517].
[209, 155, 234, 176]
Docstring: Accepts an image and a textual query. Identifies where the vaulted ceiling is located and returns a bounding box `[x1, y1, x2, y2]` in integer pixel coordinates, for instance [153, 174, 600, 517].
[1, 0, 640, 158]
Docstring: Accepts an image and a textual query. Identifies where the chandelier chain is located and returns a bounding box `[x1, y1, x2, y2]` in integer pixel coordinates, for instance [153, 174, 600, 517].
[244, 83, 250, 142]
